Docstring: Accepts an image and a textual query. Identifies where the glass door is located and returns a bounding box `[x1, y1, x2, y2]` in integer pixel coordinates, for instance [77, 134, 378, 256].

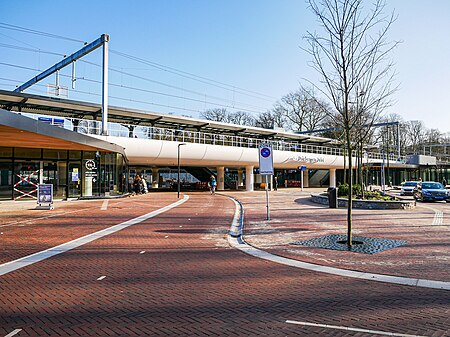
[13, 161, 40, 200]
[68, 162, 81, 197]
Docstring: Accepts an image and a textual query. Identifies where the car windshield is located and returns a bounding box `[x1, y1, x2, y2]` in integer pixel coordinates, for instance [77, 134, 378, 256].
[404, 182, 417, 186]
[422, 183, 443, 189]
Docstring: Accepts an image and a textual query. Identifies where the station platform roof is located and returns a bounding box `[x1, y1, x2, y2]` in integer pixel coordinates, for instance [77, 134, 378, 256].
[0, 90, 338, 146]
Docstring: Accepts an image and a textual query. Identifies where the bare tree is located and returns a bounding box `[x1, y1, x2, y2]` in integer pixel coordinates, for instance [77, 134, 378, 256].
[254, 108, 286, 129]
[274, 87, 328, 132]
[229, 111, 256, 126]
[405, 120, 427, 154]
[200, 108, 229, 123]
[304, 0, 399, 246]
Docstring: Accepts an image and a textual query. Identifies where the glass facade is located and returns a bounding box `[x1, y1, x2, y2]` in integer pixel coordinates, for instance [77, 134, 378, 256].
[0, 147, 128, 201]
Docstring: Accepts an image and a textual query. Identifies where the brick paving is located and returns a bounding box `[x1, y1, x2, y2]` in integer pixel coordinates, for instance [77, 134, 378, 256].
[0, 191, 449, 336]
[232, 189, 450, 281]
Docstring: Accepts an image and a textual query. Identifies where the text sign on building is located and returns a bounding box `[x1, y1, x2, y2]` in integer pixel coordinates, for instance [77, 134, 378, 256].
[258, 143, 274, 175]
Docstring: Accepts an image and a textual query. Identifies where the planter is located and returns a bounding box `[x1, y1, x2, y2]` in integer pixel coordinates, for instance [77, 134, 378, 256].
[310, 193, 416, 210]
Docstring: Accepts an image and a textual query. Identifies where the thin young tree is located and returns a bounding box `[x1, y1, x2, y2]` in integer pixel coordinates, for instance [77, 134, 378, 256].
[304, 0, 399, 246]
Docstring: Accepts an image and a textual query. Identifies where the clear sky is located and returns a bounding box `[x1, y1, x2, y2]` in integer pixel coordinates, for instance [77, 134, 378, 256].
[0, 0, 449, 134]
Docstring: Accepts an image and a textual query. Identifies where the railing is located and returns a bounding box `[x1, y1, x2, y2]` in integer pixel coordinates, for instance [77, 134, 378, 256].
[23, 112, 405, 162]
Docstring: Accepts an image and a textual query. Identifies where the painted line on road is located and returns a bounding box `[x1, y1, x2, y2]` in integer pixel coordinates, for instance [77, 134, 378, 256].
[418, 205, 446, 226]
[226, 195, 450, 291]
[0, 195, 189, 277]
[4, 329, 22, 337]
[97, 275, 106, 281]
[101, 200, 109, 211]
[139, 251, 146, 254]
[285, 320, 427, 337]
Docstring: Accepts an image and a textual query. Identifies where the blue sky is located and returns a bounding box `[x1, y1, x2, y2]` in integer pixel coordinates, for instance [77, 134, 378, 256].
[0, 0, 449, 133]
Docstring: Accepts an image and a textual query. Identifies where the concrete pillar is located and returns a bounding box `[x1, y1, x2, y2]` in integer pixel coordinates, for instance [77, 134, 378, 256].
[303, 169, 310, 188]
[217, 166, 225, 191]
[245, 166, 254, 192]
[151, 168, 159, 188]
[270, 175, 274, 191]
[329, 168, 337, 188]
[238, 169, 243, 187]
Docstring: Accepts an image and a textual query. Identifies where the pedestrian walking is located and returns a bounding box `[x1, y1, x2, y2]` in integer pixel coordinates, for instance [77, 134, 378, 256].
[208, 175, 217, 194]
[273, 176, 278, 191]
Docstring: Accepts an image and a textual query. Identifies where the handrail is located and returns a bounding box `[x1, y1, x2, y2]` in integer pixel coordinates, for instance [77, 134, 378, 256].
[23, 112, 406, 162]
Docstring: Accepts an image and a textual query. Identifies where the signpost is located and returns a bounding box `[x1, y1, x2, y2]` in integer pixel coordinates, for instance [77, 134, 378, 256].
[259, 143, 274, 220]
[37, 184, 53, 210]
[299, 165, 307, 191]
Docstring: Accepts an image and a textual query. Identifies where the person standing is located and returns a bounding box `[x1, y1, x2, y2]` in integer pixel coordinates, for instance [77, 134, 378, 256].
[208, 175, 217, 194]
[273, 176, 278, 191]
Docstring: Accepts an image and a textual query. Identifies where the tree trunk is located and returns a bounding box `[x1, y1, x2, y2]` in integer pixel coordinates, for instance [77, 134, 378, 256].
[346, 132, 353, 247]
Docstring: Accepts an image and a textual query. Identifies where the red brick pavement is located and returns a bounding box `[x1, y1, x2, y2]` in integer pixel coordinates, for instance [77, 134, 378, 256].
[231, 190, 450, 281]
[0, 192, 449, 336]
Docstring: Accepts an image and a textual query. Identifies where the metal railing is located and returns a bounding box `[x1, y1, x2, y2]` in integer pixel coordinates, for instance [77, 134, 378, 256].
[23, 112, 405, 162]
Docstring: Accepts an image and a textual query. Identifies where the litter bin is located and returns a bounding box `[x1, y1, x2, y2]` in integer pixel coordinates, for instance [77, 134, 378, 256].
[327, 187, 338, 208]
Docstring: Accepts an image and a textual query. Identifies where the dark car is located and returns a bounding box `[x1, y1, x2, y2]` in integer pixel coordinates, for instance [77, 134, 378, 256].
[413, 181, 450, 202]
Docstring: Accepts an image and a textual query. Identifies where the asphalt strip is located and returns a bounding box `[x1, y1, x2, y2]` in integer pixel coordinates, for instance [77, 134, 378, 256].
[226, 195, 450, 291]
[0, 195, 189, 277]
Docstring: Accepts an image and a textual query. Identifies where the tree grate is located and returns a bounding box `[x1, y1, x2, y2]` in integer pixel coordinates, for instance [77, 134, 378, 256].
[291, 234, 407, 254]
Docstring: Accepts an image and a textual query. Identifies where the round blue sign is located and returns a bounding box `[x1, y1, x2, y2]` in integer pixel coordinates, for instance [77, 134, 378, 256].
[261, 147, 271, 158]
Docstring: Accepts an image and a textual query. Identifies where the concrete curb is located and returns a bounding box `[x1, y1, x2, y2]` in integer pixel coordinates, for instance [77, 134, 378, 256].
[224, 194, 450, 291]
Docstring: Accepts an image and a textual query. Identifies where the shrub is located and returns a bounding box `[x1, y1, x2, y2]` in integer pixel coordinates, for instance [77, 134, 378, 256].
[337, 183, 361, 197]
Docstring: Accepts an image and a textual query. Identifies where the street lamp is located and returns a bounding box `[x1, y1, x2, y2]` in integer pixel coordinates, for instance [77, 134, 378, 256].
[177, 143, 186, 198]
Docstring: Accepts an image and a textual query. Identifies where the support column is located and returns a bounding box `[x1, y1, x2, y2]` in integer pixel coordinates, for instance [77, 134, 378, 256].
[217, 166, 225, 191]
[101, 34, 109, 136]
[39, 161, 44, 184]
[329, 168, 337, 188]
[303, 169, 310, 188]
[238, 169, 243, 187]
[245, 166, 254, 192]
[151, 168, 159, 188]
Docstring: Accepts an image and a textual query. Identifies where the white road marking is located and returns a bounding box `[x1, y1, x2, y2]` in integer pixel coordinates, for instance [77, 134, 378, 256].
[286, 320, 427, 337]
[97, 275, 106, 281]
[4, 329, 22, 337]
[0, 195, 189, 277]
[418, 205, 446, 226]
[101, 200, 109, 211]
[226, 196, 450, 291]
[139, 251, 145, 254]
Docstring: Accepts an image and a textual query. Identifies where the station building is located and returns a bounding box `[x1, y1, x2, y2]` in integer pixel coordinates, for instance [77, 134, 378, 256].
[0, 89, 448, 201]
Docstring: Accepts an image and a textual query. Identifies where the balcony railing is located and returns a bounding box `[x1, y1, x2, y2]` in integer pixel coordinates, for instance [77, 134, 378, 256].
[23, 112, 405, 162]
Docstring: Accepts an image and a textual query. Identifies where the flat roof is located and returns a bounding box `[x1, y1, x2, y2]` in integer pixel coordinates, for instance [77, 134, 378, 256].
[0, 107, 127, 158]
[0, 90, 339, 146]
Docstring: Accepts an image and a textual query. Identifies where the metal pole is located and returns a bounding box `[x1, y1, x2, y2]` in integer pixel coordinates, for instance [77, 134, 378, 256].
[397, 123, 401, 161]
[101, 34, 109, 136]
[265, 175, 270, 220]
[177, 144, 186, 198]
[301, 170, 304, 191]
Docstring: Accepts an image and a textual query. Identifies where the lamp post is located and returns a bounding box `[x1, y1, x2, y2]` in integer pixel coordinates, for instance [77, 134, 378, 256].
[177, 143, 186, 198]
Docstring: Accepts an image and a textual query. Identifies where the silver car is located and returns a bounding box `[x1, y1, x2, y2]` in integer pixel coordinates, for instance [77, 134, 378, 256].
[400, 181, 418, 196]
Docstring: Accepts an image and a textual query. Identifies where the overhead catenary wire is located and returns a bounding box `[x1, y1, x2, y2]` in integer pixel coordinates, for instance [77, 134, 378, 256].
[0, 61, 266, 114]
[0, 23, 277, 114]
[110, 49, 277, 101]
[0, 22, 86, 44]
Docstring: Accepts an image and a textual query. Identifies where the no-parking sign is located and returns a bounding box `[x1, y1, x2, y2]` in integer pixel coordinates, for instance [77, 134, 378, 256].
[258, 143, 274, 175]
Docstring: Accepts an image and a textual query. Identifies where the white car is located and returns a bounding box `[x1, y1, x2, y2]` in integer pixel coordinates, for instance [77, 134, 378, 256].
[400, 181, 418, 196]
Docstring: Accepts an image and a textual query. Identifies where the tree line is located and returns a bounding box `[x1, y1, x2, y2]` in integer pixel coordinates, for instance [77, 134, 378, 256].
[201, 91, 449, 158]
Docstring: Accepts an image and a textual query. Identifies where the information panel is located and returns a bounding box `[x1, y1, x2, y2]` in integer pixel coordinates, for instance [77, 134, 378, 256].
[37, 184, 53, 209]
[258, 143, 274, 175]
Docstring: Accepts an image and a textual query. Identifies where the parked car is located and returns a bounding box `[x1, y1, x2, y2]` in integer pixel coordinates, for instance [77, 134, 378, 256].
[413, 181, 450, 202]
[400, 181, 418, 195]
